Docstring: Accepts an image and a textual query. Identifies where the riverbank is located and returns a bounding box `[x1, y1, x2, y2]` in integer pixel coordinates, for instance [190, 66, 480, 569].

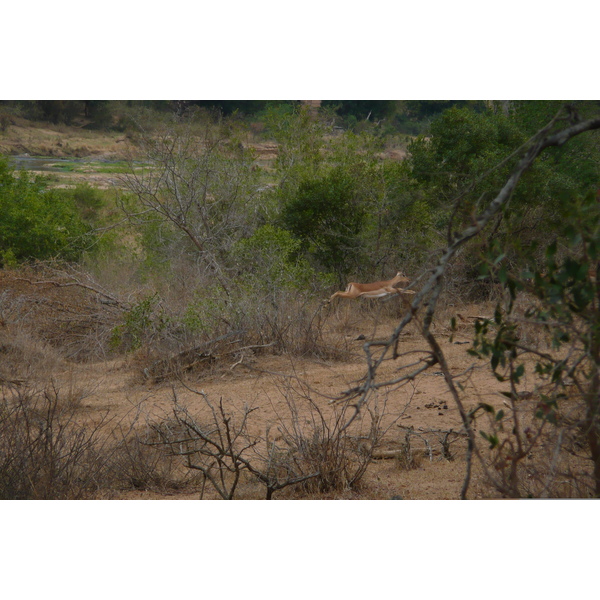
[0, 114, 133, 160]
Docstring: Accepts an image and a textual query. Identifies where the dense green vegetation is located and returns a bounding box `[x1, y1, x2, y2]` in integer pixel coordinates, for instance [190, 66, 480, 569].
[0, 99, 486, 134]
[3, 100, 599, 301]
[0, 158, 93, 265]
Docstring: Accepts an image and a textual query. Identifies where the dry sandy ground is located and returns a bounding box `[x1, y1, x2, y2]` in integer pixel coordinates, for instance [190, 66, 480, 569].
[60, 309, 512, 500]
[0, 266, 522, 499]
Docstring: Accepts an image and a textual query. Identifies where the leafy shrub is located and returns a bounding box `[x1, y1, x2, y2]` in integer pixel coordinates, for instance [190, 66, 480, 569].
[110, 294, 167, 352]
[0, 158, 91, 264]
[281, 168, 366, 277]
[232, 224, 320, 292]
[467, 188, 600, 497]
[60, 183, 105, 222]
[181, 293, 228, 335]
[0, 112, 11, 132]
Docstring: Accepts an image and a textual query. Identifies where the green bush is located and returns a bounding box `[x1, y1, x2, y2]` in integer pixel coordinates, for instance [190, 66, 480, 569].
[232, 224, 319, 292]
[59, 183, 105, 223]
[281, 169, 366, 277]
[110, 294, 167, 352]
[0, 158, 91, 264]
[182, 293, 227, 335]
[405, 103, 600, 290]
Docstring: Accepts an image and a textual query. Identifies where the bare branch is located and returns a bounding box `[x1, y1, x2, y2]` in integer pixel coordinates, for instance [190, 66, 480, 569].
[336, 108, 600, 497]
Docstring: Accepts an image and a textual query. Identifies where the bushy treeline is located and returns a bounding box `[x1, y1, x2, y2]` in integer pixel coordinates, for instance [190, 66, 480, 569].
[0, 99, 482, 134]
[0, 158, 112, 266]
[2, 100, 599, 359]
[257, 100, 600, 287]
[101, 101, 598, 352]
[3, 100, 599, 287]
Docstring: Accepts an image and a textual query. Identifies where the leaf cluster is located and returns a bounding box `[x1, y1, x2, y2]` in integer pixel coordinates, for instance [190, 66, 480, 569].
[0, 158, 91, 265]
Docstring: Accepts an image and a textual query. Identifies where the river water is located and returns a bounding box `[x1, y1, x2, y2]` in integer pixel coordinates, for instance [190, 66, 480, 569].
[8, 156, 82, 172]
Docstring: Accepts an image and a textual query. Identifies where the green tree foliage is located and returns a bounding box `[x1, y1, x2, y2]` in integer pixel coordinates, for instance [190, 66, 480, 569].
[264, 103, 328, 197]
[409, 106, 527, 210]
[83, 101, 114, 129]
[404, 100, 482, 121]
[37, 101, 83, 125]
[471, 187, 600, 496]
[406, 104, 600, 288]
[0, 158, 90, 265]
[280, 168, 367, 278]
[322, 100, 398, 121]
[59, 183, 105, 223]
[232, 224, 320, 292]
[357, 159, 438, 274]
[512, 100, 600, 195]
[411, 103, 600, 219]
[188, 100, 277, 116]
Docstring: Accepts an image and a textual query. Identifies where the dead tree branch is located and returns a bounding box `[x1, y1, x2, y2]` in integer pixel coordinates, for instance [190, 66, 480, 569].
[337, 108, 600, 497]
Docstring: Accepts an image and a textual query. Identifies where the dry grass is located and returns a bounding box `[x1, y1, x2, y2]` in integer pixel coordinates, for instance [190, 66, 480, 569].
[0, 265, 124, 362]
[1, 258, 598, 499]
[0, 116, 133, 159]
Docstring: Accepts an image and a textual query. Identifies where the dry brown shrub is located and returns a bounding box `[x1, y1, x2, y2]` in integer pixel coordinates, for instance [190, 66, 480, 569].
[0, 264, 123, 362]
[0, 381, 111, 499]
[106, 417, 198, 493]
[262, 380, 397, 496]
[0, 327, 62, 384]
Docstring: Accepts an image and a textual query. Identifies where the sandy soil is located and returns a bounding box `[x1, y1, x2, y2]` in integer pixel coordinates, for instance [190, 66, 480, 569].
[0, 266, 525, 499]
[76, 314, 515, 500]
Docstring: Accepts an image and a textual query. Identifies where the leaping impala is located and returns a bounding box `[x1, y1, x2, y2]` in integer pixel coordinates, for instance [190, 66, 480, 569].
[325, 271, 415, 304]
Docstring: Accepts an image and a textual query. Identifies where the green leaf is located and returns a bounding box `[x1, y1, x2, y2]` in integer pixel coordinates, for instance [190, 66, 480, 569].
[480, 432, 500, 449]
[498, 265, 508, 284]
[512, 364, 525, 383]
[491, 353, 500, 370]
[494, 305, 503, 325]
